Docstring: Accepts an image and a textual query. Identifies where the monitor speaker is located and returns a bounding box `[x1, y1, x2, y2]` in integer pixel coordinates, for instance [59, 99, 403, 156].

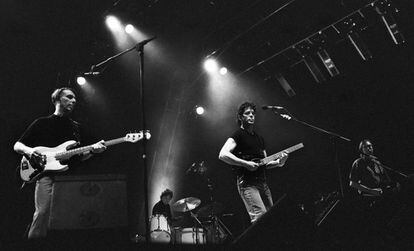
[49, 174, 127, 230]
[232, 194, 315, 249]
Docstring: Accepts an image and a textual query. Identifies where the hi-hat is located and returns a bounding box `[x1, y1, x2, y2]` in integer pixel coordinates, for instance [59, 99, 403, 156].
[172, 197, 201, 212]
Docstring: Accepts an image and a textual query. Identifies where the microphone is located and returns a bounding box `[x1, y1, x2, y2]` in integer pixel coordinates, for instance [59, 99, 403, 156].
[136, 36, 156, 46]
[84, 71, 101, 76]
[262, 105, 284, 110]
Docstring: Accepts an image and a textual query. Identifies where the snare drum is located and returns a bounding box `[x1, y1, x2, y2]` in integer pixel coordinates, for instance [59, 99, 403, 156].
[175, 227, 206, 244]
[149, 214, 171, 243]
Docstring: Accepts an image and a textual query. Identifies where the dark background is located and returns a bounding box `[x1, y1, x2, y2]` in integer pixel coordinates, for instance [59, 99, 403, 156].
[1, 0, 413, 243]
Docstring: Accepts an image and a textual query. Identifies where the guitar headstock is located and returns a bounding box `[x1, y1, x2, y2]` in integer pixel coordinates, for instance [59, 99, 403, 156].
[125, 130, 151, 143]
[280, 114, 292, 120]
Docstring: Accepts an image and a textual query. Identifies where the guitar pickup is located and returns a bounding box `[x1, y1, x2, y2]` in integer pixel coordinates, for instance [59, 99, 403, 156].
[21, 161, 29, 170]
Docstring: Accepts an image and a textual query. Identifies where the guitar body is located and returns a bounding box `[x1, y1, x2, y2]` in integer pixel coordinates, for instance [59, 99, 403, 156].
[20, 140, 77, 183]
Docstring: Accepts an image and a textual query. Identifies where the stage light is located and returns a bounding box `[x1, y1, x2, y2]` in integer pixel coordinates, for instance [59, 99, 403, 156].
[374, 1, 405, 45]
[204, 58, 218, 73]
[294, 40, 326, 83]
[219, 67, 228, 75]
[317, 49, 340, 77]
[195, 106, 205, 115]
[76, 76, 86, 86]
[125, 24, 134, 34]
[303, 56, 326, 83]
[275, 73, 296, 97]
[105, 15, 121, 31]
[347, 32, 372, 61]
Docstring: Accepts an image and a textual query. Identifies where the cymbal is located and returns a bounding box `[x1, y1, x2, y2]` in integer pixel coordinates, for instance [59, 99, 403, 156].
[172, 197, 201, 212]
[197, 202, 224, 217]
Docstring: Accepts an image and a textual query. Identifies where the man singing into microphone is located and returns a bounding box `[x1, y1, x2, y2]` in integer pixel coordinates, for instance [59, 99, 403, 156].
[219, 102, 288, 223]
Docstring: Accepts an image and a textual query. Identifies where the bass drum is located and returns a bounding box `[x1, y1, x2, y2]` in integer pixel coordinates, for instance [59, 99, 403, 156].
[149, 214, 171, 243]
[175, 227, 206, 244]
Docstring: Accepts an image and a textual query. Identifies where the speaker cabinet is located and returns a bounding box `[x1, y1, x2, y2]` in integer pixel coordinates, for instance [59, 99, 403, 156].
[49, 174, 127, 230]
[232, 194, 315, 250]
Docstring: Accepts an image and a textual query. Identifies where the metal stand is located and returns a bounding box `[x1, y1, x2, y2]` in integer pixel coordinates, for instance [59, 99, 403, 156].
[89, 37, 155, 242]
[203, 171, 233, 241]
[267, 108, 352, 198]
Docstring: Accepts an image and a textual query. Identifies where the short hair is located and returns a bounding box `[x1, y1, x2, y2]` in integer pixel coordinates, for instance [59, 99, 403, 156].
[237, 101, 256, 125]
[358, 139, 372, 152]
[51, 87, 75, 105]
[160, 189, 173, 199]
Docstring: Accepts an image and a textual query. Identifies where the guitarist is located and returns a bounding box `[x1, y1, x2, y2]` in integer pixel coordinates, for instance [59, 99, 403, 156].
[349, 139, 403, 241]
[219, 102, 288, 223]
[13, 87, 106, 239]
[349, 139, 400, 198]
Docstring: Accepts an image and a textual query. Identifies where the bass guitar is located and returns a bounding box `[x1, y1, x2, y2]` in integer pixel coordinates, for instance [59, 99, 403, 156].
[20, 131, 150, 183]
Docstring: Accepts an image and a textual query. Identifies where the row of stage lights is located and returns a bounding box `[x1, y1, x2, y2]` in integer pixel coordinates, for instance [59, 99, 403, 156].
[77, 59, 228, 86]
[76, 15, 209, 117]
[235, 0, 405, 97]
[203, 58, 228, 75]
[106, 15, 135, 34]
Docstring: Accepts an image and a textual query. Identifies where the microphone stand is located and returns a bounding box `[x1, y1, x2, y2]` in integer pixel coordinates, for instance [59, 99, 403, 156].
[90, 37, 155, 243]
[270, 109, 351, 198]
[369, 157, 409, 179]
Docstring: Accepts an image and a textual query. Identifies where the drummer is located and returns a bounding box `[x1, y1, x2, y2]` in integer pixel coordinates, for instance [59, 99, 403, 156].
[152, 189, 174, 222]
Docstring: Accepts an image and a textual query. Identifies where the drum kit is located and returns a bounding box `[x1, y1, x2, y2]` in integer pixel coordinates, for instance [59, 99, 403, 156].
[149, 196, 231, 244]
[149, 161, 232, 244]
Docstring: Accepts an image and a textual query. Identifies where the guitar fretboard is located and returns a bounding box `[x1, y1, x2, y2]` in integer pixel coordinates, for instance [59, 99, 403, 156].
[55, 137, 126, 160]
[262, 143, 304, 165]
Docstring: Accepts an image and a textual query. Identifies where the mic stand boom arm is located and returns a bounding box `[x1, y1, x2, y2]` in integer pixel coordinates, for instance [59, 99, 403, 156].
[271, 109, 351, 197]
[92, 37, 156, 70]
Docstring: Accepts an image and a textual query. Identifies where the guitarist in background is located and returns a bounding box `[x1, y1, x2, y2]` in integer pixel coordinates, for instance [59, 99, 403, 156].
[349, 139, 399, 198]
[13, 87, 106, 239]
[219, 101, 288, 223]
[348, 139, 403, 242]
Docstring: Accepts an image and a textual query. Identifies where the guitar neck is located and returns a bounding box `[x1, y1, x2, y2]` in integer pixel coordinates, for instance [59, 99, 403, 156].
[262, 143, 304, 165]
[56, 137, 126, 159]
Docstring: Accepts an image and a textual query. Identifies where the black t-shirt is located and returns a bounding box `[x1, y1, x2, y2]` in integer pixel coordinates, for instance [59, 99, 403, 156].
[17, 114, 85, 175]
[18, 114, 81, 148]
[349, 157, 392, 190]
[152, 200, 172, 220]
[230, 128, 266, 183]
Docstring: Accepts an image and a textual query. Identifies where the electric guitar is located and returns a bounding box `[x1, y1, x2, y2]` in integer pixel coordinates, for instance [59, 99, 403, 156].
[261, 143, 304, 169]
[19, 131, 150, 183]
[236, 143, 304, 172]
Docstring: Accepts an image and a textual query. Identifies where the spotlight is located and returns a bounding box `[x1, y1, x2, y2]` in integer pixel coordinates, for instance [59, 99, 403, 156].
[105, 15, 121, 31]
[125, 24, 134, 34]
[303, 56, 326, 83]
[374, 1, 405, 45]
[317, 49, 340, 77]
[204, 58, 218, 73]
[195, 106, 205, 115]
[275, 73, 296, 97]
[219, 67, 228, 75]
[347, 32, 372, 61]
[76, 76, 86, 86]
